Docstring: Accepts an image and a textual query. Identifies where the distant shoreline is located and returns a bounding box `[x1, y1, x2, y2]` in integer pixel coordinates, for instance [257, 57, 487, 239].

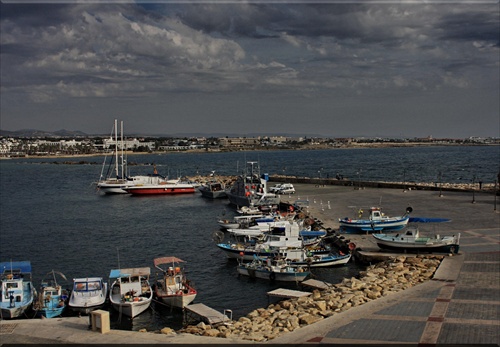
[1, 142, 497, 160]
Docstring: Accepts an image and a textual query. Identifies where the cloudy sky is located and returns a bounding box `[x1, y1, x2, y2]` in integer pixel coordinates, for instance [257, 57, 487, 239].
[1, 1, 499, 138]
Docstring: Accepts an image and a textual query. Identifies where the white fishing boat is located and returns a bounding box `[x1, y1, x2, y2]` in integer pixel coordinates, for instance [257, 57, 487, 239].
[109, 267, 152, 318]
[0, 261, 36, 319]
[153, 257, 197, 309]
[373, 227, 460, 253]
[237, 256, 310, 282]
[216, 221, 327, 261]
[284, 249, 352, 267]
[68, 277, 108, 315]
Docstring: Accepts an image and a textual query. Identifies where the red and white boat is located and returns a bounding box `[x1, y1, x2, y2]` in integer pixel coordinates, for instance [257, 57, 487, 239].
[152, 257, 197, 308]
[123, 179, 195, 195]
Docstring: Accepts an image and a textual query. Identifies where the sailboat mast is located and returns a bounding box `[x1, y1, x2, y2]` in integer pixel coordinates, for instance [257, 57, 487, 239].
[120, 120, 124, 179]
[114, 119, 119, 179]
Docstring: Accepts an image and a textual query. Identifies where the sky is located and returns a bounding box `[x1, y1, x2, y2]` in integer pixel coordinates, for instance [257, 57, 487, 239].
[0, 1, 499, 138]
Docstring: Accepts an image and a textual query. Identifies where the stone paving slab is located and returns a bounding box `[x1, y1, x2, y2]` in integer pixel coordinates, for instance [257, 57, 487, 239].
[325, 319, 427, 342]
[438, 323, 500, 344]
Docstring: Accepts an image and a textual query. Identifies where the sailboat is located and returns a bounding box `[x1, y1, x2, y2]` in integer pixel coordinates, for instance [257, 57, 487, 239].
[96, 120, 166, 194]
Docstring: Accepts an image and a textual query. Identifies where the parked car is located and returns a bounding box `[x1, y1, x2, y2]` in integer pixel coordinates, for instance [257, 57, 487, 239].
[276, 183, 295, 194]
[269, 184, 284, 193]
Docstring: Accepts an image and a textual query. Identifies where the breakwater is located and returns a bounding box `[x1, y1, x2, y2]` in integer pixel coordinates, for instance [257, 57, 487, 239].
[158, 254, 444, 342]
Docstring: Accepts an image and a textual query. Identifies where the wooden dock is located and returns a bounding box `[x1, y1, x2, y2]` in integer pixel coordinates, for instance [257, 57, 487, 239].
[183, 303, 231, 326]
[267, 288, 312, 299]
[301, 279, 333, 290]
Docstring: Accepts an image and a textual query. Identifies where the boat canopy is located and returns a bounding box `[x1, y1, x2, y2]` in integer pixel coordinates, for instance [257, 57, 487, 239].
[109, 267, 150, 279]
[0, 261, 32, 274]
[409, 217, 451, 223]
[154, 257, 185, 267]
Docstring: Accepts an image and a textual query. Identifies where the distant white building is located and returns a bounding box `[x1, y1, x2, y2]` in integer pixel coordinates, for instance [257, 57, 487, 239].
[103, 138, 155, 150]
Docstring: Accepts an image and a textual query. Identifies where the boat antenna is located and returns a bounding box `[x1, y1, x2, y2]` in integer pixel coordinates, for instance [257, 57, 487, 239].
[117, 247, 121, 269]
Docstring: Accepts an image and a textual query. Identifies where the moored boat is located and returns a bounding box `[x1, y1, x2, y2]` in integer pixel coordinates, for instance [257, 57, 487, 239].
[373, 227, 460, 253]
[68, 277, 108, 315]
[124, 181, 196, 195]
[153, 257, 197, 309]
[237, 256, 310, 282]
[109, 267, 153, 318]
[226, 161, 280, 208]
[0, 261, 36, 319]
[339, 206, 412, 233]
[34, 270, 69, 319]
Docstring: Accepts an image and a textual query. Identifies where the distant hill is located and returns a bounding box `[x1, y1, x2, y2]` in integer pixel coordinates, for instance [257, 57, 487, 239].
[0, 128, 331, 138]
[0, 129, 89, 137]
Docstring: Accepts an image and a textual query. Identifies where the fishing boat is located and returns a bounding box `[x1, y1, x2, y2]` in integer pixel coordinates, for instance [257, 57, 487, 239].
[226, 161, 280, 208]
[34, 270, 69, 319]
[339, 206, 412, 233]
[198, 171, 227, 199]
[216, 221, 328, 261]
[153, 257, 197, 309]
[373, 226, 460, 253]
[0, 261, 36, 319]
[109, 267, 152, 318]
[237, 256, 310, 282]
[68, 277, 108, 315]
[285, 249, 352, 267]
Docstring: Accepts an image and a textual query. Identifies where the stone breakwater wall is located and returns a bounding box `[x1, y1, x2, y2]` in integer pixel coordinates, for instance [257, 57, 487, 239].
[161, 255, 444, 342]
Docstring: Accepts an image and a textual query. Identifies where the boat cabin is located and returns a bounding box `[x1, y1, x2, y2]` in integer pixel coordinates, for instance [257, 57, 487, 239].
[368, 207, 385, 221]
[1, 261, 32, 308]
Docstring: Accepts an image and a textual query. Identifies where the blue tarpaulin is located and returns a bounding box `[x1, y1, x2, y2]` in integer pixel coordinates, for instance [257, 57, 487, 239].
[409, 217, 451, 223]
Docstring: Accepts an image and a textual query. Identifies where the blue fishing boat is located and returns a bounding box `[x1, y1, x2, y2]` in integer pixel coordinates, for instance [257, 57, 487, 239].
[0, 261, 37, 319]
[339, 206, 412, 233]
[34, 270, 69, 319]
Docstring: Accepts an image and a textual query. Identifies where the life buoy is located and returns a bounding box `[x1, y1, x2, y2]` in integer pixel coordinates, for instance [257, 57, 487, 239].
[269, 272, 276, 281]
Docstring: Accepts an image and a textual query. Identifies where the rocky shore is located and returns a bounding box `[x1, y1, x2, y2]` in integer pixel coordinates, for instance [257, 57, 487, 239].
[155, 254, 444, 342]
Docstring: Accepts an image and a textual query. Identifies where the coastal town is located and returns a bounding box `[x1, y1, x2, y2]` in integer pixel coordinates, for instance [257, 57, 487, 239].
[0, 131, 498, 158]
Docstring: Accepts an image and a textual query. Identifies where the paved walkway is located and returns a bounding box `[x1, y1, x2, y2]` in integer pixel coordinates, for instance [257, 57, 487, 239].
[1, 184, 499, 345]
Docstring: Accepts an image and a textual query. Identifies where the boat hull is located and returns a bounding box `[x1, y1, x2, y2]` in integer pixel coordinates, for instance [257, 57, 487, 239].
[237, 266, 309, 282]
[110, 297, 152, 318]
[216, 243, 330, 261]
[199, 186, 227, 199]
[290, 253, 351, 267]
[339, 216, 409, 233]
[375, 242, 459, 253]
[156, 293, 196, 309]
[125, 185, 195, 195]
[373, 233, 460, 254]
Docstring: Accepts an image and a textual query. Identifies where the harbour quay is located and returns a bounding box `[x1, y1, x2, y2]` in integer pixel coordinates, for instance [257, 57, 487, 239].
[1, 182, 499, 345]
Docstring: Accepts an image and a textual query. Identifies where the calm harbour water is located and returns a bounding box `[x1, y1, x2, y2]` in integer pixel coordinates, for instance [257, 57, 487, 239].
[0, 146, 498, 330]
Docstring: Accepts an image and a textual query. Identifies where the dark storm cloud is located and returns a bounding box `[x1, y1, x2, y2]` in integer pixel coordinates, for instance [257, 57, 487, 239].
[0, 2, 498, 137]
[438, 10, 500, 46]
